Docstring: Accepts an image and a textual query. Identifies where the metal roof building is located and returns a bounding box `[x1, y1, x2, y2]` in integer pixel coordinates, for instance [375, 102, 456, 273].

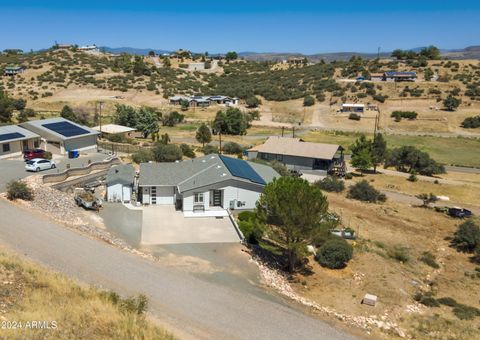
[20, 117, 99, 155]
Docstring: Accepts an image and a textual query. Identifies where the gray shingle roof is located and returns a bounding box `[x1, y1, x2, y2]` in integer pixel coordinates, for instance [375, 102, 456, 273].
[106, 164, 135, 186]
[138, 154, 279, 192]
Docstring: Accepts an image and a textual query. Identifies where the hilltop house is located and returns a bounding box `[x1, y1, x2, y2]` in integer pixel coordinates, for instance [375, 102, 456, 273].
[169, 95, 238, 107]
[138, 154, 278, 217]
[370, 71, 417, 82]
[0, 125, 40, 159]
[4, 65, 24, 76]
[247, 136, 345, 175]
[20, 117, 99, 155]
[78, 44, 99, 53]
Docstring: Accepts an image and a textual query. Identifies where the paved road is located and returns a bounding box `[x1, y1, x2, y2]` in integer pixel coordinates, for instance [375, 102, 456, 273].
[0, 199, 353, 340]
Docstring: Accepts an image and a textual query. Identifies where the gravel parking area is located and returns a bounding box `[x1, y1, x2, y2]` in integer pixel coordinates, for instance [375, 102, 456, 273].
[0, 152, 109, 192]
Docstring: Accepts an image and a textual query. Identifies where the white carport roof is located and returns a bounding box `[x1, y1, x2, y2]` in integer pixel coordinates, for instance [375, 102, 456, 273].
[92, 124, 136, 134]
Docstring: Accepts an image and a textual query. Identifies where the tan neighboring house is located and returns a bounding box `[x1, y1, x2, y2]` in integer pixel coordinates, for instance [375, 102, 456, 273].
[0, 125, 40, 159]
[247, 136, 345, 175]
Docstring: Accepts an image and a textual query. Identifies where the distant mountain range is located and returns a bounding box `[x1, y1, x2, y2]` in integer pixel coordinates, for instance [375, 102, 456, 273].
[99, 46, 480, 61]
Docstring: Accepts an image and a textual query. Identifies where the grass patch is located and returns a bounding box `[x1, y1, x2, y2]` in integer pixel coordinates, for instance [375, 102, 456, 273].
[452, 304, 480, 320]
[419, 251, 440, 269]
[0, 249, 175, 340]
[304, 130, 480, 167]
[387, 245, 410, 263]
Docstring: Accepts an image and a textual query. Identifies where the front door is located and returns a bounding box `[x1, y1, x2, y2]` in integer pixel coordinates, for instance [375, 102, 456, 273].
[211, 190, 222, 206]
[22, 140, 28, 151]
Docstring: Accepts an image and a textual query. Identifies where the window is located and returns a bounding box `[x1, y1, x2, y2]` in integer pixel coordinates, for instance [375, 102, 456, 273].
[2, 143, 10, 152]
[34, 139, 39, 148]
[194, 192, 204, 203]
[260, 152, 268, 160]
[276, 154, 283, 161]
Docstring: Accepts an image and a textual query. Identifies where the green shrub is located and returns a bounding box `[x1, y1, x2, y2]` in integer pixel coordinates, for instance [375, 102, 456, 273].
[461, 115, 480, 129]
[315, 176, 345, 193]
[238, 219, 264, 244]
[315, 238, 353, 269]
[348, 113, 361, 121]
[347, 180, 386, 203]
[388, 245, 410, 262]
[451, 220, 480, 253]
[6, 181, 34, 201]
[391, 111, 418, 121]
[180, 143, 195, 158]
[452, 304, 480, 320]
[119, 294, 149, 315]
[437, 297, 458, 307]
[238, 211, 257, 222]
[106, 134, 127, 143]
[152, 143, 182, 162]
[222, 142, 243, 155]
[303, 95, 315, 107]
[407, 173, 418, 182]
[131, 149, 153, 163]
[201, 144, 219, 155]
[419, 251, 440, 268]
[414, 292, 440, 307]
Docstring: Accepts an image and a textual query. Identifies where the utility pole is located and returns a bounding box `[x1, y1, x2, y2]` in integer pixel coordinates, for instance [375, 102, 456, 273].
[281, 126, 284, 137]
[377, 46, 381, 60]
[219, 132, 222, 154]
[292, 126, 295, 138]
[97, 101, 104, 133]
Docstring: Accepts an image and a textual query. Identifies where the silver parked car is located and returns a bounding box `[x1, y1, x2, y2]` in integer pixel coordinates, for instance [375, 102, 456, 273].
[25, 158, 56, 172]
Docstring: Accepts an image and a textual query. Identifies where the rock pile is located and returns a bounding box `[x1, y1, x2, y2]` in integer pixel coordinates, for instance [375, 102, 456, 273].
[251, 256, 406, 338]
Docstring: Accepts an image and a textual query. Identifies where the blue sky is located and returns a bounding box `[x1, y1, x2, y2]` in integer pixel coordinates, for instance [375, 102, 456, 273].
[1, 1, 479, 54]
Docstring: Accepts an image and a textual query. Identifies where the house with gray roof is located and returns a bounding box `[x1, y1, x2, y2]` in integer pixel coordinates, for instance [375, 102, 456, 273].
[106, 164, 136, 203]
[0, 125, 40, 159]
[138, 154, 278, 217]
[20, 117, 99, 155]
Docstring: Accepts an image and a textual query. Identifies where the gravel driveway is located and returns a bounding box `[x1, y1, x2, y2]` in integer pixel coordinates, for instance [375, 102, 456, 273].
[0, 198, 354, 340]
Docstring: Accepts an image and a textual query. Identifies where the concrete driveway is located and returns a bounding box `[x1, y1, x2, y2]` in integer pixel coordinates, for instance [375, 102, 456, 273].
[141, 205, 240, 245]
[0, 152, 109, 192]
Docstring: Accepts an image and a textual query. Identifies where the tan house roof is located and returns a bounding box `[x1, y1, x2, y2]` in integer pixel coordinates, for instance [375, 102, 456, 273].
[248, 137, 341, 160]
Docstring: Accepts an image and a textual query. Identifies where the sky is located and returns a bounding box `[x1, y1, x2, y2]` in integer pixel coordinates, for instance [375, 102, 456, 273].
[1, 1, 479, 54]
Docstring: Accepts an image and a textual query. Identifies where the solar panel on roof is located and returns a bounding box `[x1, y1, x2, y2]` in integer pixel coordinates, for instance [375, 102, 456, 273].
[219, 155, 266, 185]
[42, 121, 90, 137]
[0, 132, 25, 142]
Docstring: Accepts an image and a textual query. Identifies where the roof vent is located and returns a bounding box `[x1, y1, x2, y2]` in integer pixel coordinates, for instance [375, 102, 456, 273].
[202, 159, 206, 163]
[115, 169, 119, 173]
[175, 160, 179, 163]
[216, 165, 221, 169]
[210, 156, 215, 159]
[221, 173, 227, 177]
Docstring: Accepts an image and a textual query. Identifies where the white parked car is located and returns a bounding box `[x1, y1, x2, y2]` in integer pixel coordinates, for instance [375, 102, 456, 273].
[25, 158, 56, 172]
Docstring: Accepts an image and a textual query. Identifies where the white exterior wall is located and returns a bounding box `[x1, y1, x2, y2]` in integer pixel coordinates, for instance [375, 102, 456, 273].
[142, 187, 150, 204]
[183, 190, 209, 211]
[221, 185, 261, 210]
[107, 183, 132, 203]
[122, 186, 131, 202]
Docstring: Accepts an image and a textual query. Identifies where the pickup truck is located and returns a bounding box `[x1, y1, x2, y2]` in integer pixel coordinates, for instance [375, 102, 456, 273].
[74, 189, 102, 211]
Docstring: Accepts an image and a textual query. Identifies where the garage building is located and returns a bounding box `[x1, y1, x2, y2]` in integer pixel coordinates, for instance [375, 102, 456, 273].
[20, 117, 99, 154]
[0, 125, 40, 159]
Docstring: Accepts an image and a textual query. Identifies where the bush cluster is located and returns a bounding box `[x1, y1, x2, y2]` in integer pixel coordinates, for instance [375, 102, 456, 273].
[391, 110, 418, 121]
[348, 113, 361, 121]
[315, 238, 353, 269]
[6, 181, 34, 201]
[347, 180, 386, 203]
[461, 115, 480, 129]
[237, 211, 264, 244]
[315, 176, 345, 193]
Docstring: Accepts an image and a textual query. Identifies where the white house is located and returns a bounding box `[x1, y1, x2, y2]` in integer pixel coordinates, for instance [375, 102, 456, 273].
[138, 154, 278, 217]
[341, 103, 365, 113]
[20, 117, 99, 155]
[106, 164, 135, 203]
[0, 125, 40, 159]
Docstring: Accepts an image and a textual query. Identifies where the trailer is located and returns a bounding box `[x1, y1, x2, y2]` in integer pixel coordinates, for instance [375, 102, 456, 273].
[74, 188, 102, 211]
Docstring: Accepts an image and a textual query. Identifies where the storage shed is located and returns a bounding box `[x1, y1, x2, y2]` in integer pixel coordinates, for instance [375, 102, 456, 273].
[106, 164, 136, 203]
